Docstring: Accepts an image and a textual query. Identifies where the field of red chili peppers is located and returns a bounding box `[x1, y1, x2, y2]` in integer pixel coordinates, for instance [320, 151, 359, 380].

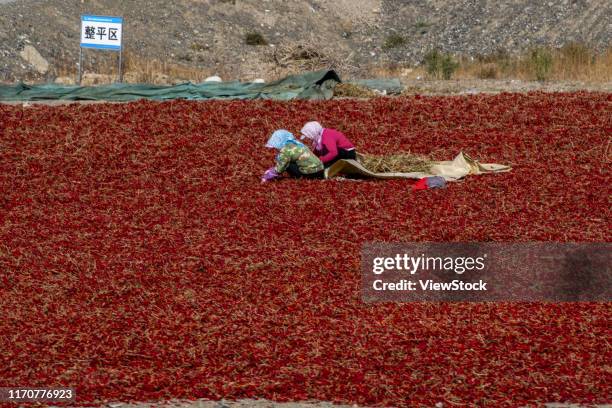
[0, 93, 610, 407]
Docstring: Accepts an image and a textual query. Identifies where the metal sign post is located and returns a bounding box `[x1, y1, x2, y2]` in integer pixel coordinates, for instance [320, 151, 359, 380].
[118, 41, 123, 83]
[78, 46, 83, 84]
[79, 15, 124, 85]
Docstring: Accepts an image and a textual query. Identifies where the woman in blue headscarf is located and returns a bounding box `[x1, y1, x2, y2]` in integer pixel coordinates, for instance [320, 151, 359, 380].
[261, 129, 324, 182]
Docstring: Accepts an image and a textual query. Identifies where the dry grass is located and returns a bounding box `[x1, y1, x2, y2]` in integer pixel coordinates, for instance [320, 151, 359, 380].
[382, 34, 407, 50]
[53, 50, 213, 85]
[370, 45, 612, 83]
[551, 45, 612, 81]
[358, 152, 433, 173]
[333, 83, 377, 98]
[269, 41, 357, 76]
[457, 45, 612, 82]
[368, 62, 425, 80]
[122, 53, 213, 83]
[245, 32, 268, 46]
[51, 44, 611, 85]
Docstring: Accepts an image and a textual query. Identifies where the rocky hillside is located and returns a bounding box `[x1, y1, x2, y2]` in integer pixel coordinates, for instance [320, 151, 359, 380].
[0, 0, 610, 83]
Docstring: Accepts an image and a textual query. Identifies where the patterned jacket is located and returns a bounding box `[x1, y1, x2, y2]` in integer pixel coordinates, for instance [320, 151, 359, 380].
[275, 141, 324, 175]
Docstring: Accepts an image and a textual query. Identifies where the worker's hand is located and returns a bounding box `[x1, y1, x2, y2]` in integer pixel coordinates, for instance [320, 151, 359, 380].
[261, 167, 280, 183]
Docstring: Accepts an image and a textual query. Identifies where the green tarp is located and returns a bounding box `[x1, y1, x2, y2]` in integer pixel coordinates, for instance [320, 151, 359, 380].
[0, 70, 343, 102]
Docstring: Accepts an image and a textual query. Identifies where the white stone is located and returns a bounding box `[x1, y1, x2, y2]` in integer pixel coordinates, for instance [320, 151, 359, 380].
[81, 73, 114, 86]
[19, 45, 48, 74]
[204, 76, 222, 82]
[54, 76, 75, 85]
[252, 78, 265, 83]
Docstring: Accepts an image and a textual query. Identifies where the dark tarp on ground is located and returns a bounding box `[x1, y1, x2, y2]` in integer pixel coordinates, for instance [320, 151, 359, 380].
[0, 70, 346, 102]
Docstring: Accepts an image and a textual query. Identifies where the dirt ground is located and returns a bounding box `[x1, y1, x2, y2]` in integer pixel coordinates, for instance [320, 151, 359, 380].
[399, 79, 612, 95]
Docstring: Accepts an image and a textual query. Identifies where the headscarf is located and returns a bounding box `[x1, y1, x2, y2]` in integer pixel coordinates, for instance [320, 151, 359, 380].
[300, 121, 324, 150]
[265, 129, 303, 149]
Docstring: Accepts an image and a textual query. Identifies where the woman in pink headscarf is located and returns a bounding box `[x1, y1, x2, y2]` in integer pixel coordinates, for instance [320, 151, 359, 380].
[300, 121, 357, 168]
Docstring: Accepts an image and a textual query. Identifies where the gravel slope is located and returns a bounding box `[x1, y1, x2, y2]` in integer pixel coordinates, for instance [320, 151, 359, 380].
[0, 0, 610, 82]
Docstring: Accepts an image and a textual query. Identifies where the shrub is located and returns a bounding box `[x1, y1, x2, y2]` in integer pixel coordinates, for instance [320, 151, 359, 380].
[190, 43, 208, 52]
[441, 56, 459, 80]
[424, 49, 442, 76]
[424, 49, 459, 79]
[415, 21, 430, 34]
[529, 47, 553, 81]
[383, 34, 406, 50]
[245, 32, 268, 46]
